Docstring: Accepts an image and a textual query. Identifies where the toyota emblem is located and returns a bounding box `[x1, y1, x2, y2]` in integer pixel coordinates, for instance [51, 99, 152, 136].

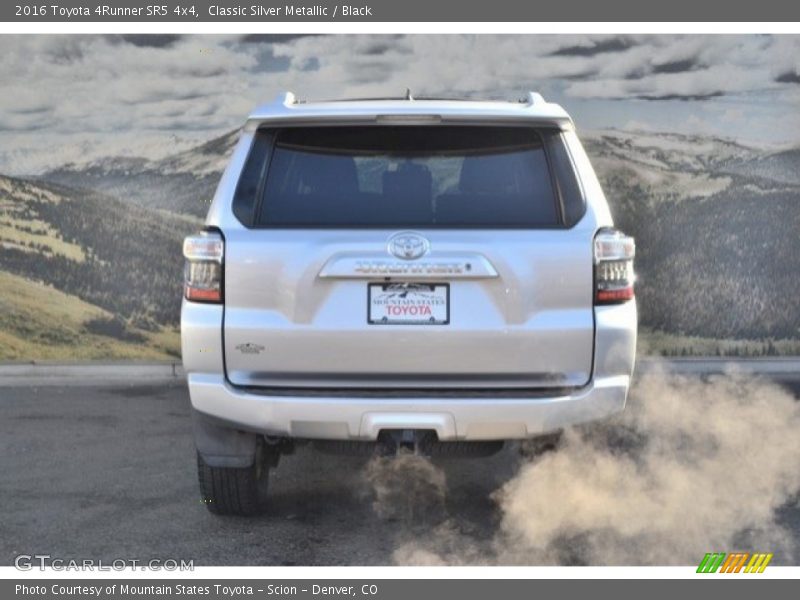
[387, 232, 430, 260]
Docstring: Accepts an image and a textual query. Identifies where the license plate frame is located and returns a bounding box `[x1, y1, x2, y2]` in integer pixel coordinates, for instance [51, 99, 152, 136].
[367, 282, 450, 325]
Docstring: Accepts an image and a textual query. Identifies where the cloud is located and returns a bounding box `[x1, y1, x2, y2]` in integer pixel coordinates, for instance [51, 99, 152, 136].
[107, 34, 182, 48]
[271, 34, 800, 104]
[1, 34, 799, 173]
[637, 91, 724, 102]
[549, 37, 635, 57]
[239, 33, 315, 44]
[650, 58, 700, 75]
[776, 71, 800, 84]
[720, 108, 745, 122]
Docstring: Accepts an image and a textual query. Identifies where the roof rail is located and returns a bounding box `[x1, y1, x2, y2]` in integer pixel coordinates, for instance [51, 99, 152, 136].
[274, 91, 297, 106]
[525, 92, 545, 105]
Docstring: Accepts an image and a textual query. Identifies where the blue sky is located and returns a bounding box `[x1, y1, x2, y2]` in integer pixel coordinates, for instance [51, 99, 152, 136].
[0, 34, 798, 173]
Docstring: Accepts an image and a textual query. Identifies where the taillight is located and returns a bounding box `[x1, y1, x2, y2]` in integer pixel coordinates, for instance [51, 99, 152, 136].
[183, 231, 224, 303]
[594, 229, 635, 305]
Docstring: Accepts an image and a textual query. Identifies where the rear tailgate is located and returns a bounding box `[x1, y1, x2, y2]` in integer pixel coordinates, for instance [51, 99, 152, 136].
[223, 228, 594, 389]
[222, 125, 594, 389]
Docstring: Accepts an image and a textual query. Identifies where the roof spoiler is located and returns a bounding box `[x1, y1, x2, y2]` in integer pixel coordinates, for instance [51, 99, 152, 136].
[270, 91, 547, 105]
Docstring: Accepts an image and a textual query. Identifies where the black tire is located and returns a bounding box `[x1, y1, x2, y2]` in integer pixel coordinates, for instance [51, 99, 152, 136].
[197, 443, 272, 516]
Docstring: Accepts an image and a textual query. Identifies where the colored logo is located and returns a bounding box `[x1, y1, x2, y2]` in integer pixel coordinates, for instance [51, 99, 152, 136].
[697, 552, 773, 573]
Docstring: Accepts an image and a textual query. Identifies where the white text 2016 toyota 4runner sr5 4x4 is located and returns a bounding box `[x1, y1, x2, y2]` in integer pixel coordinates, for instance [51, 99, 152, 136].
[181, 92, 637, 515]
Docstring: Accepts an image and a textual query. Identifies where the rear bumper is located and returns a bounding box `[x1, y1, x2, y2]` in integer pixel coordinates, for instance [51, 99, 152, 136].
[183, 297, 636, 450]
[188, 372, 629, 442]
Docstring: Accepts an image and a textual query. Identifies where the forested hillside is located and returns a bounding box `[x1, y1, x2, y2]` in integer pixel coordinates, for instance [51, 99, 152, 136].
[0, 175, 198, 358]
[42, 130, 238, 218]
[2, 128, 799, 359]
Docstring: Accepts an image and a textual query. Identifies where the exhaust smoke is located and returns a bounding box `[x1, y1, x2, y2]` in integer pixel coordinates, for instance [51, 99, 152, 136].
[386, 368, 800, 565]
[365, 450, 448, 523]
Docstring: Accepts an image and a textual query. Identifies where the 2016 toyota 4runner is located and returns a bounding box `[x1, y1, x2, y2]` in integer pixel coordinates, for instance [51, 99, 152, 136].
[181, 92, 637, 515]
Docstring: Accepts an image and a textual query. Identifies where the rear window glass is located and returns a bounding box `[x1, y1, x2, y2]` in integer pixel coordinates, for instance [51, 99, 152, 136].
[253, 126, 562, 228]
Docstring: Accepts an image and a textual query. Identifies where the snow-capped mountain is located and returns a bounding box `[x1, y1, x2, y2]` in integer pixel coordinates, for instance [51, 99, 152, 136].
[581, 129, 769, 204]
[42, 130, 240, 218]
[583, 129, 760, 172]
[40, 127, 784, 218]
[720, 147, 800, 187]
[15, 127, 800, 342]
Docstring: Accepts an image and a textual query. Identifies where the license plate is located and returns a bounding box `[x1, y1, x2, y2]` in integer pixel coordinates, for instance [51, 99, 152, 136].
[368, 283, 450, 325]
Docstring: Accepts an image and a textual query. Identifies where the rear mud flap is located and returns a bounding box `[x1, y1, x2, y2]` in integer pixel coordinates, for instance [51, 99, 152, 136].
[192, 409, 258, 468]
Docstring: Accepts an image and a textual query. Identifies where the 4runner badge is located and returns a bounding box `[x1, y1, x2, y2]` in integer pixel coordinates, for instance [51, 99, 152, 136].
[235, 343, 265, 355]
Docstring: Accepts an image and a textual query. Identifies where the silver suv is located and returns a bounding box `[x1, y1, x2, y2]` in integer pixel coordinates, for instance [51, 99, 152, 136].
[181, 92, 637, 515]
